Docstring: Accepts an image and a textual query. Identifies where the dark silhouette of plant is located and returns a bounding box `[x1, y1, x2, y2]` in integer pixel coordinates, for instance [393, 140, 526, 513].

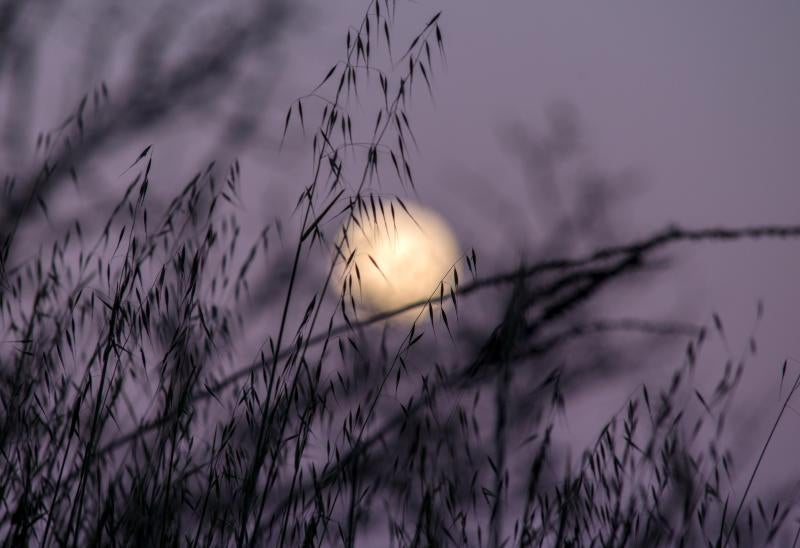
[1, 1, 799, 546]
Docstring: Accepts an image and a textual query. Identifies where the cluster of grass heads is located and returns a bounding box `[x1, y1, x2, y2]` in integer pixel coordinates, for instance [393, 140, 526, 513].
[2, 1, 800, 546]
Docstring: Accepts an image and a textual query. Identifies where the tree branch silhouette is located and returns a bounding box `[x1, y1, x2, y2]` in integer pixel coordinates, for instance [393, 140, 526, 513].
[93, 222, 800, 457]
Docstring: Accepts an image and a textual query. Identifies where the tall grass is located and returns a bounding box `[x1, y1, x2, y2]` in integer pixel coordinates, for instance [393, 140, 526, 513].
[1, 1, 800, 546]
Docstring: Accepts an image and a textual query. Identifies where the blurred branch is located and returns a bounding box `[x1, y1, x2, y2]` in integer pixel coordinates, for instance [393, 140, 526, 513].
[93, 221, 800, 460]
[205, 222, 800, 393]
[0, 0, 291, 240]
[533, 318, 701, 346]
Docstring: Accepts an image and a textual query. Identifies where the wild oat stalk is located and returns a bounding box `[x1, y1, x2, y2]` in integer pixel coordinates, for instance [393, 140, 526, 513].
[1, 1, 799, 546]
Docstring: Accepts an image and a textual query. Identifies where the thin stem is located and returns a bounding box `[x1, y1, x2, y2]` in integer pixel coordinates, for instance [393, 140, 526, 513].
[723, 371, 800, 547]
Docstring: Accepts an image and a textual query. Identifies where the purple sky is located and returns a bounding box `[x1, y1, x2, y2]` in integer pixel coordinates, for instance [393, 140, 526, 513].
[275, 0, 800, 492]
[9, 0, 799, 514]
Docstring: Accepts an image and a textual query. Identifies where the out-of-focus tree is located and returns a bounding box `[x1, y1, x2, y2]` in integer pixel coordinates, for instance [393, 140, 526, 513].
[0, 0, 293, 244]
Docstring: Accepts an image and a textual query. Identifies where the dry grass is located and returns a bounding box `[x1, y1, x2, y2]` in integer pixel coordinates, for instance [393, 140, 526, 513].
[1, 1, 800, 546]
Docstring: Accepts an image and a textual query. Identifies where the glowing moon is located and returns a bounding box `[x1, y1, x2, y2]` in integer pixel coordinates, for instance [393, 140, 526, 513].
[336, 200, 459, 321]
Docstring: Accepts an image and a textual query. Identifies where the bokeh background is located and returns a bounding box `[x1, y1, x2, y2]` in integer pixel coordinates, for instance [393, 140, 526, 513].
[2, 0, 799, 542]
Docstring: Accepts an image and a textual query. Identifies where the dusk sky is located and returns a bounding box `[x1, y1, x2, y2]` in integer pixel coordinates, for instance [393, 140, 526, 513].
[2, 1, 799, 544]
[26, 0, 800, 502]
[287, 0, 800, 492]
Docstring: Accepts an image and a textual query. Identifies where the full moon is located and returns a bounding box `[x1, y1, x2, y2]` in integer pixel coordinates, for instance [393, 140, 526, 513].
[336, 200, 459, 321]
